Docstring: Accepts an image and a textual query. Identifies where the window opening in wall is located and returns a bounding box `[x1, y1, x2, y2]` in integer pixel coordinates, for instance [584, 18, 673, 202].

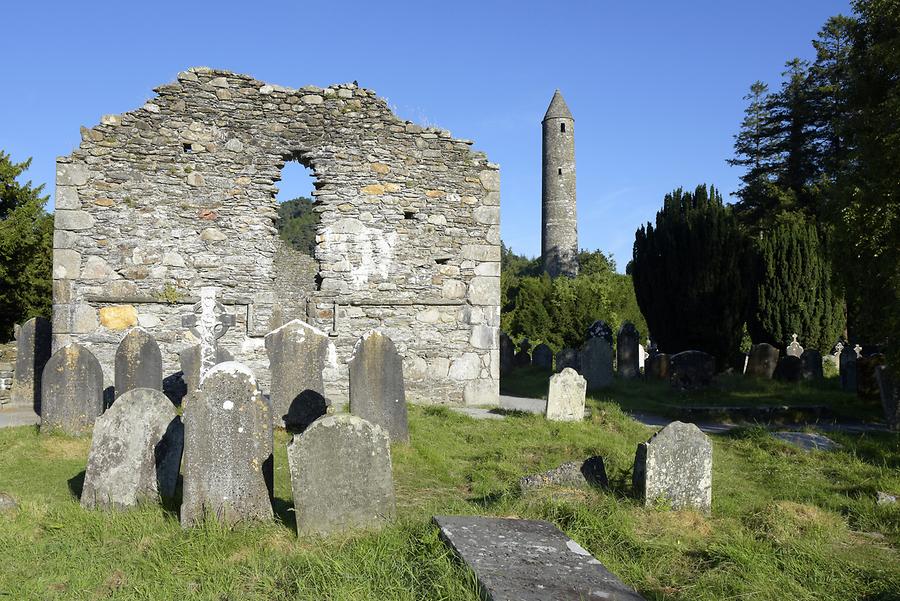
[560, 123, 566, 133]
[558, 168, 562, 175]
[183, 143, 192, 153]
[275, 159, 320, 257]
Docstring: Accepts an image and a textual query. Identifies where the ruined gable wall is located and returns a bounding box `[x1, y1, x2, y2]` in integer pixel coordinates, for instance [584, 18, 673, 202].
[53, 68, 500, 406]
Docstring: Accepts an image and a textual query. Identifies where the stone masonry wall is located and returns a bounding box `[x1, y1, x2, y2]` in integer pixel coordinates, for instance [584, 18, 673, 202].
[53, 67, 500, 406]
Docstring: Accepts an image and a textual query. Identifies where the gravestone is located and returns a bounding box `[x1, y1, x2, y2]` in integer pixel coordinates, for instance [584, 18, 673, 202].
[433, 516, 646, 601]
[514, 339, 531, 368]
[41, 343, 104, 436]
[773, 356, 802, 383]
[839, 344, 857, 392]
[180, 286, 235, 382]
[638, 344, 647, 371]
[616, 322, 640, 379]
[586, 320, 613, 346]
[555, 347, 580, 373]
[114, 328, 162, 398]
[179, 344, 233, 395]
[786, 334, 803, 358]
[580, 336, 613, 390]
[287, 414, 396, 536]
[800, 349, 823, 381]
[181, 362, 273, 527]
[10, 316, 51, 410]
[830, 341, 844, 369]
[265, 319, 331, 431]
[856, 354, 885, 400]
[633, 421, 712, 512]
[669, 350, 715, 390]
[531, 343, 553, 371]
[519, 456, 608, 491]
[81, 388, 183, 510]
[499, 332, 515, 377]
[645, 353, 670, 380]
[875, 366, 899, 430]
[545, 368, 586, 422]
[348, 330, 409, 442]
[746, 343, 780, 379]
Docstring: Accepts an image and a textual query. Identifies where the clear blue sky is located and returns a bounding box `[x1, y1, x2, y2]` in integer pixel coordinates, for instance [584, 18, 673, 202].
[1, 0, 851, 271]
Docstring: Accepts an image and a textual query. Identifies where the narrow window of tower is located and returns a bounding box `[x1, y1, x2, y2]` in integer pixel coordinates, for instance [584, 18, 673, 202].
[560, 123, 566, 133]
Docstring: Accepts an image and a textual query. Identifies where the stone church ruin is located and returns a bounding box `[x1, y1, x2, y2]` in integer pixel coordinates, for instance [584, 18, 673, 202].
[52, 67, 500, 406]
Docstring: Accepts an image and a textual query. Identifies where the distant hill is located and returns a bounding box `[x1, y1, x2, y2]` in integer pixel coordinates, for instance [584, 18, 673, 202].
[276, 196, 319, 256]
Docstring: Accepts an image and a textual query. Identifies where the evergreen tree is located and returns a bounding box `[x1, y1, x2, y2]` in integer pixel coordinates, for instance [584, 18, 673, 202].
[0, 152, 53, 341]
[632, 185, 750, 366]
[747, 214, 844, 351]
[275, 196, 319, 255]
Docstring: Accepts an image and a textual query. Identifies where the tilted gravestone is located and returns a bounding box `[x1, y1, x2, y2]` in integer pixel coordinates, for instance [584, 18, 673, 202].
[531, 343, 553, 371]
[114, 328, 162, 398]
[265, 319, 331, 431]
[875, 366, 899, 431]
[786, 334, 804, 358]
[10, 316, 51, 411]
[181, 362, 273, 527]
[746, 343, 780, 379]
[800, 349, 823, 381]
[555, 347, 580, 373]
[669, 350, 715, 390]
[616, 322, 640, 379]
[499, 332, 515, 377]
[773, 356, 802, 383]
[580, 337, 613, 390]
[287, 414, 396, 536]
[633, 421, 712, 512]
[81, 388, 183, 510]
[179, 344, 233, 395]
[348, 330, 409, 442]
[645, 353, 671, 380]
[519, 456, 608, 492]
[839, 344, 857, 392]
[41, 343, 104, 436]
[545, 368, 586, 422]
[586, 320, 613, 346]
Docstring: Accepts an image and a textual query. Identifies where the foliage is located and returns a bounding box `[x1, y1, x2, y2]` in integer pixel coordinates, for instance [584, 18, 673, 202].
[747, 214, 845, 352]
[501, 245, 647, 351]
[0, 152, 52, 341]
[275, 196, 319, 256]
[632, 185, 750, 366]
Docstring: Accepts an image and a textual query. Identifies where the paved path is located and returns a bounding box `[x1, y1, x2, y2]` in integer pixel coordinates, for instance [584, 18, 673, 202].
[0, 407, 40, 428]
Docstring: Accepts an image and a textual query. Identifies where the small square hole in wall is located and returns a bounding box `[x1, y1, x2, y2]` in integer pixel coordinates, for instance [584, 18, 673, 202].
[183, 143, 192, 153]
[435, 257, 450, 265]
[404, 210, 416, 220]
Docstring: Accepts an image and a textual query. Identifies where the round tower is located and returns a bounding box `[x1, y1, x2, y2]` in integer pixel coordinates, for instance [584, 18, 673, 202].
[541, 90, 578, 277]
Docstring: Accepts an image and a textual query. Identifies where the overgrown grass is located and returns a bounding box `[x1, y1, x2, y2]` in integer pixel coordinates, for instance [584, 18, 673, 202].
[0, 398, 898, 600]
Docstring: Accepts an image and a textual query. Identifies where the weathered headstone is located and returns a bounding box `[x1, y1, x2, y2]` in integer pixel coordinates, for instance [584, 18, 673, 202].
[555, 347, 580, 373]
[499, 332, 515, 377]
[265, 319, 331, 430]
[180, 286, 235, 382]
[746, 343, 780, 379]
[669, 350, 715, 390]
[10, 316, 51, 410]
[81, 388, 183, 510]
[633, 421, 712, 512]
[114, 328, 162, 398]
[875, 366, 899, 430]
[545, 368, 586, 422]
[348, 330, 409, 442]
[580, 336, 613, 390]
[616, 322, 640, 379]
[433, 516, 646, 601]
[287, 414, 396, 536]
[41, 343, 104, 436]
[531, 343, 553, 371]
[786, 334, 804, 358]
[181, 362, 273, 527]
[586, 320, 613, 346]
[645, 353, 671, 380]
[179, 344, 233, 395]
[839, 344, 857, 392]
[773, 356, 802, 383]
[800, 349, 823, 381]
[519, 456, 608, 491]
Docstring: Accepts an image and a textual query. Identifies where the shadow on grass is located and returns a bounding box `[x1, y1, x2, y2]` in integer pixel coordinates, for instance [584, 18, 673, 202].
[67, 470, 85, 499]
[273, 496, 296, 532]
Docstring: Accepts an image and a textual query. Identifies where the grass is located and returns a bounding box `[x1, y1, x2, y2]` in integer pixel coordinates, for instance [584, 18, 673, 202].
[0, 390, 898, 600]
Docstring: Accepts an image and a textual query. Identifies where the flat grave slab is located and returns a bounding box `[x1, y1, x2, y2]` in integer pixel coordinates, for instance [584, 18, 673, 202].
[433, 515, 645, 601]
[773, 431, 842, 452]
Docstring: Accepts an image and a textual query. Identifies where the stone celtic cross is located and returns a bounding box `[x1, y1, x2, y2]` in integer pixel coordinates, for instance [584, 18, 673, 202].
[181, 287, 235, 380]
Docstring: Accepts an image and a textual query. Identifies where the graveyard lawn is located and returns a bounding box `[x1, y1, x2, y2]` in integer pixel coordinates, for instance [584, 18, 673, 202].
[0, 402, 897, 600]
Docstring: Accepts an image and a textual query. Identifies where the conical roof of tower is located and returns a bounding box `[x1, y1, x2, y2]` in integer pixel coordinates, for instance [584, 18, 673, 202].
[543, 90, 573, 121]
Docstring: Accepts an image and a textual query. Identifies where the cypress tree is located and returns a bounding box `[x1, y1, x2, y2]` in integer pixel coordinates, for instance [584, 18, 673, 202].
[747, 214, 844, 352]
[632, 185, 750, 367]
